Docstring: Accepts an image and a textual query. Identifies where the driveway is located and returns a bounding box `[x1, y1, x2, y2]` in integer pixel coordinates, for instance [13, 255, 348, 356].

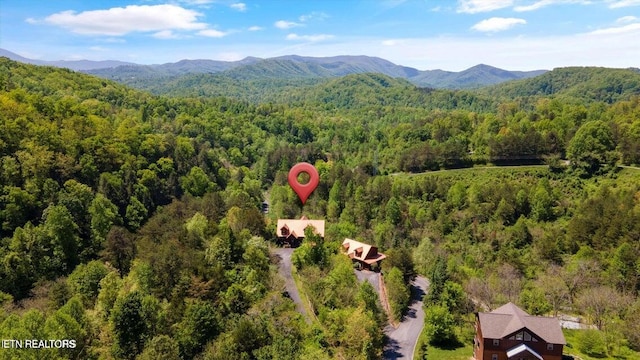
[355, 269, 381, 293]
[271, 247, 308, 319]
[383, 276, 429, 360]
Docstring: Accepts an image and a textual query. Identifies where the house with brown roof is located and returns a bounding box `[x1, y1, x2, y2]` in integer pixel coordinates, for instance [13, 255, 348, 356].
[341, 238, 386, 270]
[474, 302, 566, 360]
[276, 216, 325, 247]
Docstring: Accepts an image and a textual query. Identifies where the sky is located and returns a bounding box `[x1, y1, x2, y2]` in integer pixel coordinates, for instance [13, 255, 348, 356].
[1, 0, 639, 71]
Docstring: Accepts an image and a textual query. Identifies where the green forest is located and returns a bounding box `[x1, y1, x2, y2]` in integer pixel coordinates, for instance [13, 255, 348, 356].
[1, 57, 640, 359]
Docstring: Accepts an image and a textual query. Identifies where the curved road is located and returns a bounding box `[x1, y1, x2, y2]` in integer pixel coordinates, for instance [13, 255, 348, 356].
[383, 276, 429, 360]
[271, 248, 308, 319]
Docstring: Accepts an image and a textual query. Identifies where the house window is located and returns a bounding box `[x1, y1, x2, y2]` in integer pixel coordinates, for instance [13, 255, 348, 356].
[524, 332, 531, 341]
[492, 354, 498, 360]
[547, 343, 554, 350]
[281, 227, 289, 236]
[493, 339, 499, 346]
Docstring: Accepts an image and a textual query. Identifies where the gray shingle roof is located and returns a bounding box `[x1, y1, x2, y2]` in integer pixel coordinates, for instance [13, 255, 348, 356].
[478, 302, 566, 345]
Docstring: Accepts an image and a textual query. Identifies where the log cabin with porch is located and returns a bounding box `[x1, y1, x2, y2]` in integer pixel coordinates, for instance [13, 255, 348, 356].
[341, 238, 387, 270]
[276, 216, 325, 247]
[474, 302, 566, 360]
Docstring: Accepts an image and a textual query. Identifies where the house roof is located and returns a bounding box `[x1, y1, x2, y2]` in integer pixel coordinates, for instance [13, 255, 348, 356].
[478, 302, 566, 345]
[342, 238, 387, 264]
[506, 344, 543, 360]
[276, 217, 325, 238]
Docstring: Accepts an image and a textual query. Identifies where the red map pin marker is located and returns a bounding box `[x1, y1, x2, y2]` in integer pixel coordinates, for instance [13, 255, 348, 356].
[288, 162, 319, 205]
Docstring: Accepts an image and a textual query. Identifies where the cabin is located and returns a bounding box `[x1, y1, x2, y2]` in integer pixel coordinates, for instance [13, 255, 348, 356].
[276, 216, 325, 247]
[341, 238, 386, 270]
[474, 302, 566, 360]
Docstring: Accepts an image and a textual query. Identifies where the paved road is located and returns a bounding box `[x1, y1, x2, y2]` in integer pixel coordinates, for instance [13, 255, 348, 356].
[383, 276, 429, 360]
[271, 248, 308, 319]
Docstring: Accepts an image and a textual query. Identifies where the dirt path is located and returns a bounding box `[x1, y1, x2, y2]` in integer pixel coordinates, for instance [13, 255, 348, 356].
[271, 248, 308, 319]
[383, 276, 430, 360]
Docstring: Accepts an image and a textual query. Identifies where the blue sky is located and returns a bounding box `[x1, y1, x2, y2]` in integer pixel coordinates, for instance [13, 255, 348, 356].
[1, 0, 639, 70]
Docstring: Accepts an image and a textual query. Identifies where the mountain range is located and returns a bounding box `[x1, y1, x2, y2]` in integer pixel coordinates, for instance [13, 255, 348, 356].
[0, 48, 545, 89]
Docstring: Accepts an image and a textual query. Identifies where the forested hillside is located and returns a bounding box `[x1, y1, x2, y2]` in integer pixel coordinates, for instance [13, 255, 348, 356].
[1, 57, 640, 359]
[79, 55, 545, 98]
[482, 66, 640, 104]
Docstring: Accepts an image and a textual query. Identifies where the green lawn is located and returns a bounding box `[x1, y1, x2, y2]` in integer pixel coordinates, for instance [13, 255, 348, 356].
[422, 343, 473, 360]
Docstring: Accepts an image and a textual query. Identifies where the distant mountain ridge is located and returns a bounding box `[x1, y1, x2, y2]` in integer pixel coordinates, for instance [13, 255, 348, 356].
[0, 47, 546, 89]
[0, 48, 136, 71]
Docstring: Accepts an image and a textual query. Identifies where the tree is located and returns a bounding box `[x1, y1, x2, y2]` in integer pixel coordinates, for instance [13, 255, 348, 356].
[519, 287, 552, 316]
[67, 260, 109, 306]
[536, 267, 569, 317]
[385, 196, 402, 225]
[125, 197, 147, 231]
[137, 335, 180, 360]
[58, 179, 94, 243]
[102, 226, 135, 276]
[383, 247, 416, 284]
[357, 281, 385, 325]
[386, 267, 409, 321]
[622, 299, 640, 351]
[41, 204, 81, 275]
[576, 286, 629, 330]
[427, 256, 449, 304]
[530, 180, 555, 221]
[111, 291, 150, 359]
[495, 263, 523, 304]
[176, 300, 220, 359]
[292, 226, 328, 269]
[567, 120, 617, 176]
[180, 166, 215, 197]
[424, 304, 457, 346]
[89, 193, 119, 255]
[609, 242, 640, 293]
[96, 271, 122, 319]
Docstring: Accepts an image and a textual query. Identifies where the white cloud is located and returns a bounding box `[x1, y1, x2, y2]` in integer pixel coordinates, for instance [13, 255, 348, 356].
[472, 17, 527, 32]
[514, 0, 591, 12]
[89, 46, 107, 51]
[589, 22, 640, 34]
[514, 0, 556, 11]
[286, 33, 334, 42]
[457, 0, 514, 13]
[44, 5, 207, 36]
[231, 3, 247, 12]
[275, 20, 302, 29]
[25, 18, 38, 24]
[153, 30, 180, 39]
[104, 38, 126, 43]
[248, 26, 263, 31]
[608, 0, 640, 8]
[617, 15, 638, 23]
[181, 0, 216, 4]
[198, 29, 227, 37]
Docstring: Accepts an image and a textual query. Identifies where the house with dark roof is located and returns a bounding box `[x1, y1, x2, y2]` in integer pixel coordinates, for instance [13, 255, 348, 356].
[474, 302, 566, 360]
[276, 216, 325, 247]
[341, 238, 386, 270]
